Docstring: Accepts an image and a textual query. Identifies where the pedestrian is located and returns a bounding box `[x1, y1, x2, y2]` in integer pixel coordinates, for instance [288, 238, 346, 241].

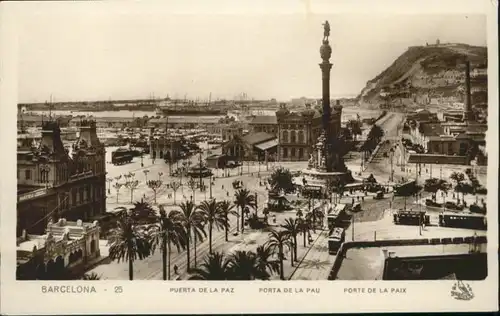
[174, 264, 178, 275]
[222, 185, 224, 190]
[227, 191, 229, 197]
[362, 196, 364, 202]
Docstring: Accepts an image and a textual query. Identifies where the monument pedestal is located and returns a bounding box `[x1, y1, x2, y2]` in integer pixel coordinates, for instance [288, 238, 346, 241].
[302, 167, 353, 189]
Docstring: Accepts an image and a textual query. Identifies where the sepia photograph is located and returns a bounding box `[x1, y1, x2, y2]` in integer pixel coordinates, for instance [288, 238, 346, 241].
[1, 0, 498, 314]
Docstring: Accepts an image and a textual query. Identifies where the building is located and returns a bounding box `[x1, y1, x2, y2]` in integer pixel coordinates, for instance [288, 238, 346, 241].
[248, 115, 278, 135]
[16, 218, 101, 280]
[148, 130, 181, 161]
[221, 122, 244, 142]
[17, 120, 106, 236]
[148, 116, 221, 129]
[223, 132, 278, 162]
[276, 103, 321, 161]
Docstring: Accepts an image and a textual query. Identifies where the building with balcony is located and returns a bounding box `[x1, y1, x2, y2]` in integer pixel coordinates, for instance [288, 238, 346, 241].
[17, 120, 106, 236]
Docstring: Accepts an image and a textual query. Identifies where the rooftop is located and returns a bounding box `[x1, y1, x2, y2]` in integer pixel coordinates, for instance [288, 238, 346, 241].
[335, 243, 487, 280]
[249, 115, 278, 125]
[419, 123, 444, 137]
[241, 132, 276, 145]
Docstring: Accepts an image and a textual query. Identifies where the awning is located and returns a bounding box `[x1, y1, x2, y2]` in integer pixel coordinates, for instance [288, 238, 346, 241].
[255, 138, 278, 151]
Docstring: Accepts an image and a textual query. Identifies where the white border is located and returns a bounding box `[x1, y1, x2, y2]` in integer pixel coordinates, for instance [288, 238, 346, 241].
[1, 0, 498, 314]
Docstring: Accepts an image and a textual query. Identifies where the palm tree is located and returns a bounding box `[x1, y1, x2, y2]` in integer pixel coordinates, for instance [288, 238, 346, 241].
[128, 201, 157, 224]
[305, 207, 325, 231]
[227, 250, 260, 280]
[255, 245, 280, 280]
[218, 200, 238, 241]
[198, 199, 226, 254]
[281, 217, 300, 262]
[266, 228, 292, 280]
[147, 206, 187, 280]
[82, 272, 101, 280]
[188, 252, 232, 280]
[177, 201, 206, 271]
[298, 217, 312, 247]
[107, 214, 153, 280]
[233, 188, 257, 233]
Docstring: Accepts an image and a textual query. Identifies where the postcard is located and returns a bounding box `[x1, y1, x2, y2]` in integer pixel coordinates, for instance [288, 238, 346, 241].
[0, 0, 498, 314]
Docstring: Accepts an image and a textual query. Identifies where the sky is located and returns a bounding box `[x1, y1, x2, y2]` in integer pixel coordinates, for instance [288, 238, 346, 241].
[15, 6, 486, 103]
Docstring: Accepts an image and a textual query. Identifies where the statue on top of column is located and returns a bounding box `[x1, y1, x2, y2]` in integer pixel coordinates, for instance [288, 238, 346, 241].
[322, 21, 330, 42]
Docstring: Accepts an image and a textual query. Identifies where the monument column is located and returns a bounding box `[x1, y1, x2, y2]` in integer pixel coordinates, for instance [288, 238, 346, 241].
[319, 21, 333, 172]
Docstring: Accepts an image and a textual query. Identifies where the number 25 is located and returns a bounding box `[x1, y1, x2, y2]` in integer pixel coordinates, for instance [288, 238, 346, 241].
[114, 286, 123, 293]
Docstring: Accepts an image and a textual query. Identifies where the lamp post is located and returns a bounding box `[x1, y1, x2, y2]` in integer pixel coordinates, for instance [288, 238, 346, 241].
[106, 178, 113, 194]
[113, 182, 122, 203]
[143, 169, 150, 182]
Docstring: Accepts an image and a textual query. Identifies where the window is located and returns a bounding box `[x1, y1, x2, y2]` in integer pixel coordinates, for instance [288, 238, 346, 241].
[72, 189, 77, 205]
[299, 148, 304, 158]
[282, 131, 289, 143]
[25, 169, 31, 180]
[291, 148, 296, 157]
[283, 148, 288, 158]
[298, 131, 305, 143]
[290, 131, 296, 143]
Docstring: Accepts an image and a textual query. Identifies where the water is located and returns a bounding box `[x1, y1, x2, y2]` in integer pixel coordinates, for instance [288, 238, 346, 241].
[28, 107, 380, 122]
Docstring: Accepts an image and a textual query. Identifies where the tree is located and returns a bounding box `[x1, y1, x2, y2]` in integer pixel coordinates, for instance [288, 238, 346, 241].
[188, 252, 232, 280]
[82, 272, 101, 280]
[364, 124, 385, 152]
[233, 188, 257, 233]
[450, 172, 466, 201]
[269, 167, 295, 194]
[170, 181, 182, 205]
[254, 244, 280, 280]
[266, 228, 292, 280]
[217, 200, 238, 242]
[198, 199, 226, 254]
[147, 206, 187, 280]
[147, 180, 163, 204]
[305, 207, 325, 231]
[280, 217, 300, 263]
[143, 169, 150, 182]
[177, 201, 206, 271]
[187, 178, 197, 203]
[297, 217, 312, 247]
[347, 119, 362, 141]
[227, 250, 260, 280]
[107, 214, 152, 280]
[124, 180, 139, 204]
[127, 201, 157, 224]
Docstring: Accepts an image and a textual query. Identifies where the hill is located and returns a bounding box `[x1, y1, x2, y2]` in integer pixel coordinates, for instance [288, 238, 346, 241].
[356, 43, 487, 111]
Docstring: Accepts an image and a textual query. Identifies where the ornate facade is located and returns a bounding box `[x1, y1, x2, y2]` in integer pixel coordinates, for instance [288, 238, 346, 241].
[17, 120, 106, 236]
[16, 218, 101, 280]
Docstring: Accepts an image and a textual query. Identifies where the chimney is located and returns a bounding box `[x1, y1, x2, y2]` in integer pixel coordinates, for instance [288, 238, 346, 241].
[463, 60, 474, 122]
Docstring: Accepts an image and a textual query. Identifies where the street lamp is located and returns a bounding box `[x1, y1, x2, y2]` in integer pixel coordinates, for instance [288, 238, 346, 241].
[143, 169, 150, 182]
[113, 182, 123, 204]
[106, 178, 113, 194]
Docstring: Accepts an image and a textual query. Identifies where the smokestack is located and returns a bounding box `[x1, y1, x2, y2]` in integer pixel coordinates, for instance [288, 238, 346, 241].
[463, 60, 474, 122]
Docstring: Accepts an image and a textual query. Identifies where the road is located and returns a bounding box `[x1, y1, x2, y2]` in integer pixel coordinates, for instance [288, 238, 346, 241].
[93, 151, 323, 280]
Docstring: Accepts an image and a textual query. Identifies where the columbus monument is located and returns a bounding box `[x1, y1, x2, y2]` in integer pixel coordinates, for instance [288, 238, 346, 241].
[302, 21, 352, 189]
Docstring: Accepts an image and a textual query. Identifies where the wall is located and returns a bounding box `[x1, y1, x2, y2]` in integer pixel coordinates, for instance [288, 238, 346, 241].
[328, 236, 487, 280]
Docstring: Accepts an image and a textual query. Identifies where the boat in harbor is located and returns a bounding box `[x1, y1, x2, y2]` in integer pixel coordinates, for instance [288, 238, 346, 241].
[156, 100, 229, 116]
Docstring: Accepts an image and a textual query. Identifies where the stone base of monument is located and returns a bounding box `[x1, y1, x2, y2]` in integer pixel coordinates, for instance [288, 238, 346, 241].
[302, 167, 354, 188]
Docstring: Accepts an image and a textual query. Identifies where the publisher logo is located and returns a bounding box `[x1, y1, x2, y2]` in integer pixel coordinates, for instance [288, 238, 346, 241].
[450, 281, 474, 301]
